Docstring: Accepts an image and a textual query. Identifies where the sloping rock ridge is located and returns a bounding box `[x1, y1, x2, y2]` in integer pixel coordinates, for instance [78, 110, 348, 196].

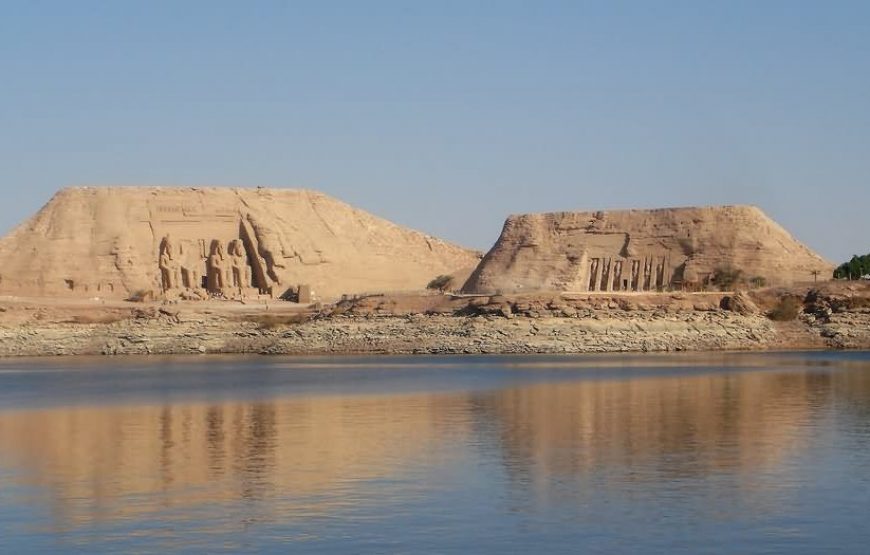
[0, 186, 479, 300]
[463, 205, 832, 294]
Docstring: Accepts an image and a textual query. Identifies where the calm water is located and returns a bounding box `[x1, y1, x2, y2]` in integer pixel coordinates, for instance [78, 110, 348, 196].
[0, 352, 868, 554]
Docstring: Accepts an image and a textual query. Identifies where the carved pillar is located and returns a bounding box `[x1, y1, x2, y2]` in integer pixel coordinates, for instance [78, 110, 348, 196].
[612, 260, 622, 291]
[662, 256, 673, 289]
[631, 259, 640, 291]
[575, 250, 589, 292]
[588, 259, 600, 291]
[654, 258, 663, 290]
[643, 257, 652, 291]
[600, 258, 611, 292]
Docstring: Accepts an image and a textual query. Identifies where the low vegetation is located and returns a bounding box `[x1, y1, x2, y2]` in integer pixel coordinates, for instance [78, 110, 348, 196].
[708, 268, 768, 291]
[748, 276, 767, 288]
[710, 267, 743, 290]
[427, 274, 455, 293]
[768, 296, 803, 321]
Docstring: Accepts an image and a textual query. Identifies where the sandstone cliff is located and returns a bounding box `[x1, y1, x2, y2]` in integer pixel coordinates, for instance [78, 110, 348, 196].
[0, 187, 479, 300]
[463, 205, 832, 294]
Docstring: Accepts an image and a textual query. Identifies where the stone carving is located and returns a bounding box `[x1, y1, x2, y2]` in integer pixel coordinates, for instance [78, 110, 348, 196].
[583, 254, 666, 293]
[240, 216, 274, 294]
[157, 236, 256, 297]
[582, 253, 672, 292]
[206, 240, 228, 293]
[178, 241, 203, 290]
[245, 213, 286, 282]
[463, 206, 834, 294]
[0, 186, 481, 299]
[228, 239, 251, 290]
[158, 236, 180, 291]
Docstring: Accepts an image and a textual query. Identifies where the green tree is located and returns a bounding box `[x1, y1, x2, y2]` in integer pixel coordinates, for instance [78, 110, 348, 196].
[833, 254, 870, 280]
[427, 274, 455, 293]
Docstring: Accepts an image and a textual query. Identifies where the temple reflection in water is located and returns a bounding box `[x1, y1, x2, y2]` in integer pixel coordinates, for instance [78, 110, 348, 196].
[0, 363, 868, 532]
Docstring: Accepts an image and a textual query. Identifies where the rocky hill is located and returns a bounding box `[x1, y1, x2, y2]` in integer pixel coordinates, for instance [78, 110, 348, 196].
[463, 205, 832, 294]
[0, 187, 479, 300]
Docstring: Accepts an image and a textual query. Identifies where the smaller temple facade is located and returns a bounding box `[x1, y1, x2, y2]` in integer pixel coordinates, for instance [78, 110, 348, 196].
[462, 206, 835, 295]
[584, 255, 672, 292]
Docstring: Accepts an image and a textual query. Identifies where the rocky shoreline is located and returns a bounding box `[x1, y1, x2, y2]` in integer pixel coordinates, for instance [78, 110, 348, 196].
[0, 312, 779, 357]
[1, 285, 868, 357]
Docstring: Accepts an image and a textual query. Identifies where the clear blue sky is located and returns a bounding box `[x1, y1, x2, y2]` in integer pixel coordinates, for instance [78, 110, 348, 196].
[1, 1, 867, 262]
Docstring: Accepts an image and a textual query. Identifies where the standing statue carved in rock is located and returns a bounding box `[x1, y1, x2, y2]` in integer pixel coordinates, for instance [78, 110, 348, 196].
[206, 240, 229, 294]
[228, 239, 251, 290]
[158, 236, 180, 291]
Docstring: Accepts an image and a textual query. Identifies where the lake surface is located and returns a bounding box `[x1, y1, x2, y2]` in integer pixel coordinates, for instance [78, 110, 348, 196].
[0, 352, 868, 554]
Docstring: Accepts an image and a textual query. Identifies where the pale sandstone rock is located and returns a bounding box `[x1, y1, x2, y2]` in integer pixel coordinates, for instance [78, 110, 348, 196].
[720, 292, 760, 316]
[0, 186, 480, 300]
[463, 205, 832, 294]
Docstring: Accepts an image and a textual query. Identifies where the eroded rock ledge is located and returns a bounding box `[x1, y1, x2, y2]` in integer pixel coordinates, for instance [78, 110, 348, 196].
[1, 283, 868, 357]
[0, 312, 783, 357]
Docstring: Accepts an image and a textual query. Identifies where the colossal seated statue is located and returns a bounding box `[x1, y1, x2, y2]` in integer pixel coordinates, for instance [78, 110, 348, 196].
[178, 241, 204, 290]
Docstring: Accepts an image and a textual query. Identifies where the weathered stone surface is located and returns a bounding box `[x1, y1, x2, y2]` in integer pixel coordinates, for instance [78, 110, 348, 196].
[2, 283, 869, 357]
[0, 187, 479, 300]
[463, 205, 832, 294]
[720, 292, 760, 315]
[0, 311, 781, 357]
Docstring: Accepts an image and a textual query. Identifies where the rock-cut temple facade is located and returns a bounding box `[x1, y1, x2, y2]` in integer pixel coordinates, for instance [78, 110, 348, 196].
[462, 205, 833, 294]
[0, 187, 480, 301]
